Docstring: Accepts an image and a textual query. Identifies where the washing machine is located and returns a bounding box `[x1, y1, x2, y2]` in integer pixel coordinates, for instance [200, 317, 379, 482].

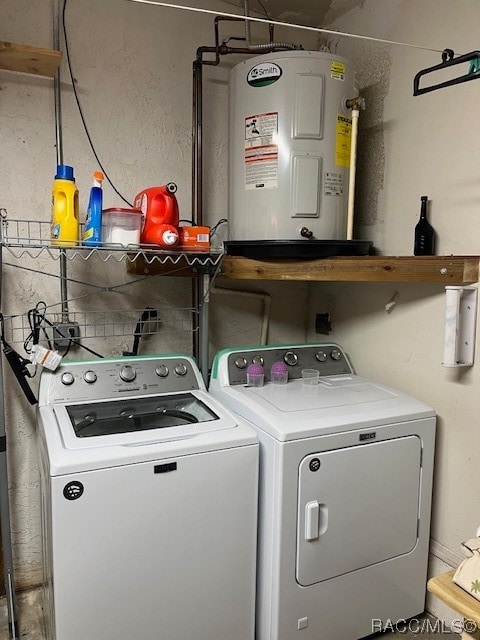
[37, 354, 258, 640]
[209, 343, 436, 640]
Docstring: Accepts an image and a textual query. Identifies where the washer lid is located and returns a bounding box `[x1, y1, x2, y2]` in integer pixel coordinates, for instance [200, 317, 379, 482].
[52, 390, 238, 451]
[66, 393, 217, 439]
[39, 389, 258, 475]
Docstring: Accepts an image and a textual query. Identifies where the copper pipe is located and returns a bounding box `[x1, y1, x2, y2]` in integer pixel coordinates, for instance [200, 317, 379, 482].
[191, 17, 299, 364]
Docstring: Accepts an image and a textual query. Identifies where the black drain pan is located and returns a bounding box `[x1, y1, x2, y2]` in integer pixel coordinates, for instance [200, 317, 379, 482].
[224, 240, 373, 260]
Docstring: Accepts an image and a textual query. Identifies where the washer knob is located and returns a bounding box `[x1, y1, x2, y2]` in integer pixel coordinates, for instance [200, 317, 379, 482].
[175, 363, 188, 376]
[61, 372, 74, 386]
[119, 365, 136, 382]
[83, 370, 97, 384]
[155, 365, 169, 378]
[331, 348, 342, 361]
[252, 355, 264, 366]
[283, 351, 298, 366]
[315, 350, 328, 363]
[234, 357, 247, 369]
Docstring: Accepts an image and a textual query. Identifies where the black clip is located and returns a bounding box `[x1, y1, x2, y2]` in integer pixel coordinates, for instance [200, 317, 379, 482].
[0, 314, 37, 405]
[2, 344, 38, 405]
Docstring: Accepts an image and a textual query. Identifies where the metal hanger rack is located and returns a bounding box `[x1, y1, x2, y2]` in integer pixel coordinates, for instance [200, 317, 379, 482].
[414, 48, 480, 95]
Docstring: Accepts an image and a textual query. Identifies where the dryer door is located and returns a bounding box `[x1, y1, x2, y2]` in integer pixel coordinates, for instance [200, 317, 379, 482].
[296, 435, 421, 586]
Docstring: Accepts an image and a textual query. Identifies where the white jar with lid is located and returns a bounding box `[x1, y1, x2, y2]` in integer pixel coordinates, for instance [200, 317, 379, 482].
[102, 208, 143, 247]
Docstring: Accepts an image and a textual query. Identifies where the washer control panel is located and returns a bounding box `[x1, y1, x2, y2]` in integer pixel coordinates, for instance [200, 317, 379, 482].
[226, 344, 352, 385]
[42, 356, 201, 404]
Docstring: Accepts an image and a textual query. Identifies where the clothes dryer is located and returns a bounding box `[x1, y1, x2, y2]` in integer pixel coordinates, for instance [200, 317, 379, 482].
[209, 343, 436, 640]
[38, 355, 258, 640]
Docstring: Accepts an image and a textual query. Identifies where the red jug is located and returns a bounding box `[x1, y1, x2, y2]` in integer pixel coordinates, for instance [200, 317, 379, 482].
[134, 183, 180, 247]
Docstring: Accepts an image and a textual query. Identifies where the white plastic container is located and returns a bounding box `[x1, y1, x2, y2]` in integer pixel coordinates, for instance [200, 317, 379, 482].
[102, 208, 142, 247]
[301, 368, 319, 385]
[229, 51, 356, 241]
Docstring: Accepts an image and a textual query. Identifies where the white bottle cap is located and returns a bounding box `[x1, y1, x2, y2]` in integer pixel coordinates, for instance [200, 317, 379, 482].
[162, 229, 178, 246]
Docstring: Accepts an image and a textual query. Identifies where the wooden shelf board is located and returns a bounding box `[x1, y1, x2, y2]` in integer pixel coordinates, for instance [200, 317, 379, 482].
[126, 254, 209, 277]
[126, 254, 479, 284]
[428, 569, 480, 629]
[220, 255, 480, 284]
[0, 41, 62, 77]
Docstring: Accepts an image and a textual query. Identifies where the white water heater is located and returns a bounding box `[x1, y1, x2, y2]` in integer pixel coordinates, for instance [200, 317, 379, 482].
[228, 51, 356, 243]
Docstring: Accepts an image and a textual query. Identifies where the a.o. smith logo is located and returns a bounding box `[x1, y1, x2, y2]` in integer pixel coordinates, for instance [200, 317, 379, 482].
[247, 62, 282, 87]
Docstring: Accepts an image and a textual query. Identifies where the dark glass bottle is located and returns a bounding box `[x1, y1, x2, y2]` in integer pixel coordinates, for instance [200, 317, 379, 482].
[414, 196, 435, 255]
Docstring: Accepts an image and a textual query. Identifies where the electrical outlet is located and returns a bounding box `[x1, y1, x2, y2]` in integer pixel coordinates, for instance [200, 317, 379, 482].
[315, 313, 332, 335]
[52, 322, 81, 349]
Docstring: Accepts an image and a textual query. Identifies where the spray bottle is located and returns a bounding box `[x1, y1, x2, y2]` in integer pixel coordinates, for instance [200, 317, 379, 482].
[83, 171, 104, 246]
[51, 164, 79, 246]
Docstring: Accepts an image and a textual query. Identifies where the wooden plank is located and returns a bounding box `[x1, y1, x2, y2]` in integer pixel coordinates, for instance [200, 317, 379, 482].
[127, 254, 480, 284]
[0, 41, 62, 77]
[220, 256, 480, 284]
[428, 569, 480, 631]
[126, 254, 201, 277]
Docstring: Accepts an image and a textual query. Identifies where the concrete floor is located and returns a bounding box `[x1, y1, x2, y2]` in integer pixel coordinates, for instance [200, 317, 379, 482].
[0, 589, 458, 639]
[0, 588, 44, 639]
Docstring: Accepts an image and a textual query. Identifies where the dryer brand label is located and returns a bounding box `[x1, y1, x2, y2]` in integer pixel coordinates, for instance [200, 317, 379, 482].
[154, 462, 177, 474]
[247, 62, 282, 87]
[309, 458, 321, 472]
[359, 432, 376, 442]
[63, 481, 84, 501]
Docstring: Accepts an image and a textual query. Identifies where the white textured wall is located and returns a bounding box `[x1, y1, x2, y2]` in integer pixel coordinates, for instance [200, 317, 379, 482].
[1, 0, 314, 590]
[7, 0, 475, 605]
[308, 0, 480, 606]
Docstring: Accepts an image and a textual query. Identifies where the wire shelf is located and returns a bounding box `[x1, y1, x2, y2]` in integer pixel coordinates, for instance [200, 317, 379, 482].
[0, 218, 223, 267]
[3, 307, 197, 346]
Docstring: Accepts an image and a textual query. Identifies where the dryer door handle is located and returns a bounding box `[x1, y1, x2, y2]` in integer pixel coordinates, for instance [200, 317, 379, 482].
[305, 501, 328, 541]
[305, 501, 319, 541]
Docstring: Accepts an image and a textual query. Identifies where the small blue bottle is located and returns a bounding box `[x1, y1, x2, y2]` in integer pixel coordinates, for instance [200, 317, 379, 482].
[83, 171, 104, 246]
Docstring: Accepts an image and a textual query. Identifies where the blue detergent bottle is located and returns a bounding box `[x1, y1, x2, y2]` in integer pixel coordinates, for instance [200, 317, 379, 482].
[83, 171, 104, 246]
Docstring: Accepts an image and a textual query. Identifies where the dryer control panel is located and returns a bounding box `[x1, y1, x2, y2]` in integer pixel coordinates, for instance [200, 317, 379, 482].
[225, 344, 353, 385]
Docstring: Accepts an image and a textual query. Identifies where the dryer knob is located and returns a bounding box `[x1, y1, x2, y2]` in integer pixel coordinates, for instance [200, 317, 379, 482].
[155, 365, 169, 378]
[331, 348, 342, 361]
[83, 370, 97, 384]
[61, 372, 74, 386]
[283, 351, 298, 366]
[119, 365, 136, 382]
[175, 363, 188, 376]
[315, 350, 328, 363]
[252, 356, 264, 366]
[234, 357, 247, 369]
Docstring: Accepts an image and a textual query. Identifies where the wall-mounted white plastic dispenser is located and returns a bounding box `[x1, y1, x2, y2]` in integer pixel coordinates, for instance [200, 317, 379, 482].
[443, 286, 478, 367]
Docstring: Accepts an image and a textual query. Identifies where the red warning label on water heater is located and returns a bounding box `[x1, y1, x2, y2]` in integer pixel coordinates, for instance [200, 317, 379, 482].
[245, 145, 278, 190]
[244, 112, 279, 189]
